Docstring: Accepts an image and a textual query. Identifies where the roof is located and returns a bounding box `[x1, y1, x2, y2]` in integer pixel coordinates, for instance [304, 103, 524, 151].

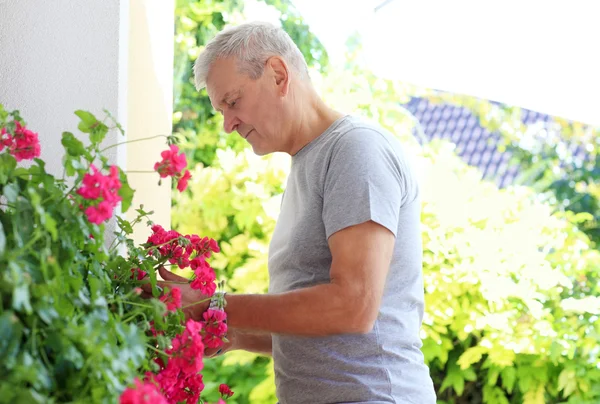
[403, 96, 555, 188]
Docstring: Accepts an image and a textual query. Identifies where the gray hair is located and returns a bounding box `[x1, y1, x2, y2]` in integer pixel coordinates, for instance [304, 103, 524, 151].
[193, 21, 310, 90]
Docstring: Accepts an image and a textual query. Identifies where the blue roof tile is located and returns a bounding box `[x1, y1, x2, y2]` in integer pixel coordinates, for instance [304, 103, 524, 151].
[402, 96, 586, 188]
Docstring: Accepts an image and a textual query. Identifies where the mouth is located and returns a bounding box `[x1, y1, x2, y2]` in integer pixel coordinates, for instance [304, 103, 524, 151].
[244, 129, 254, 139]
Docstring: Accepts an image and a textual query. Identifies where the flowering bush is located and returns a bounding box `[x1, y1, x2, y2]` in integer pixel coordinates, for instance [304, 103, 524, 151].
[0, 105, 233, 403]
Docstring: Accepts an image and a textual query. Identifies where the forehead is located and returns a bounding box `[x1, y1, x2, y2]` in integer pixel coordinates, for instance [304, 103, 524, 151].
[206, 57, 245, 104]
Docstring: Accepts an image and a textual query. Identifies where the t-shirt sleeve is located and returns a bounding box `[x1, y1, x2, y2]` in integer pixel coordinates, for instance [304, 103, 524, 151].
[322, 128, 403, 239]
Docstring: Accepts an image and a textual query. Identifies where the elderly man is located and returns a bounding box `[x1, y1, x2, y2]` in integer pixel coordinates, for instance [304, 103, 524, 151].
[160, 21, 436, 404]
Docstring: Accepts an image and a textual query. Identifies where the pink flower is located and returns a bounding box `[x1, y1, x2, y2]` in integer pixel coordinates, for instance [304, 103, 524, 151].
[0, 128, 12, 152]
[7, 121, 41, 161]
[154, 144, 187, 178]
[203, 333, 225, 349]
[120, 378, 168, 404]
[77, 164, 122, 224]
[203, 309, 227, 337]
[190, 266, 216, 296]
[177, 170, 192, 192]
[160, 287, 182, 312]
[219, 383, 234, 398]
[149, 319, 206, 402]
[130, 268, 147, 281]
[84, 200, 114, 224]
[154, 145, 193, 193]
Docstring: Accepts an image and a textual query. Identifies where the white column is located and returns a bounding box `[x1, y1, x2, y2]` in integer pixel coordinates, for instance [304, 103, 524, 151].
[126, 0, 174, 244]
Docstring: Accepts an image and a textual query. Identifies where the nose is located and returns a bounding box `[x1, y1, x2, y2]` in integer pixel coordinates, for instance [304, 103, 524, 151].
[223, 110, 240, 134]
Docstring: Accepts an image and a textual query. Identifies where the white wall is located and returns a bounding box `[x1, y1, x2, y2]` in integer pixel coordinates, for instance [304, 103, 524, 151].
[0, 0, 174, 245]
[0, 0, 124, 173]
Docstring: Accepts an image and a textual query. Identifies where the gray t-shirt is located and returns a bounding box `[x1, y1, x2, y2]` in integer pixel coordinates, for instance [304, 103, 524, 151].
[268, 115, 436, 404]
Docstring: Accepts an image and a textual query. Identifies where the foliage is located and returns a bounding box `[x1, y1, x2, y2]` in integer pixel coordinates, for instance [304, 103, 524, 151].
[0, 105, 231, 403]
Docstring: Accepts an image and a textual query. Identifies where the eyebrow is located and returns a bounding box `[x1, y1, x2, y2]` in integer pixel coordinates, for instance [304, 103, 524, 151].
[221, 90, 240, 105]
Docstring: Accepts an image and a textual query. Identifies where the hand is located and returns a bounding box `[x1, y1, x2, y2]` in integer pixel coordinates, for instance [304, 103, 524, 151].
[141, 266, 210, 322]
[205, 328, 237, 358]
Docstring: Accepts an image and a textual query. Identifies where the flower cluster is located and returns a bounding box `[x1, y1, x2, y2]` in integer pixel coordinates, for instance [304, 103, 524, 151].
[219, 384, 234, 399]
[159, 287, 182, 312]
[0, 121, 41, 161]
[146, 225, 220, 296]
[76, 165, 122, 224]
[202, 308, 228, 349]
[152, 319, 205, 404]
[154, 144, 192, 192]
[119, 378, 167, 404]
[121, 316, 231, 403]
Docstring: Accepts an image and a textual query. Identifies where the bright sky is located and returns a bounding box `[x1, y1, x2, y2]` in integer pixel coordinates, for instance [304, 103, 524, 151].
[245, 0, 600, 126]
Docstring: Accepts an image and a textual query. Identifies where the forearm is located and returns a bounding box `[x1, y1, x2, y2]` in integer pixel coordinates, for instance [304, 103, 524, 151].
[225, 282, 374, 336]
[233, 330, 272, 356]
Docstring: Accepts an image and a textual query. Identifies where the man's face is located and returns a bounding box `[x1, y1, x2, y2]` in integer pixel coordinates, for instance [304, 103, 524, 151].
[206, 57, 284, 156]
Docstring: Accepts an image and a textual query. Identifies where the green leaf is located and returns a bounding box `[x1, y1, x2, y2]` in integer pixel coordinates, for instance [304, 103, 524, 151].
[3, 182, 19, 203]
[12, 283, 33, 314]
[0, 153, 17, 184]
[62, 132, 91, 160]
[502, 366, 517, 393]
[117, 167, 135, 213]
[44, 213, 58, 241]
[558, 369, 577, 397]
[0, 311, 23, 366]
[74, 110, 97, 134]
[483, 385, 510, 404]
[458, 345, 486, 370]
[116, 215, 133, 235]
[523, 384, 545, 404]
[90, 121, 109, 145]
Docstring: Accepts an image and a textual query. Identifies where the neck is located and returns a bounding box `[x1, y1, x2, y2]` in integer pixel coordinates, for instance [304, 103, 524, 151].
[285, 85, 344, 156]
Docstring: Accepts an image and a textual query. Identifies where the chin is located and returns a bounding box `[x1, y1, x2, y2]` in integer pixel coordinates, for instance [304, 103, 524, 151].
[250, 145, 272, 156]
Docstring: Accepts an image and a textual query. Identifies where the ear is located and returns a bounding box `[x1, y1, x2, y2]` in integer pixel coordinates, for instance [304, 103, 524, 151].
[266, 56, 290, 96]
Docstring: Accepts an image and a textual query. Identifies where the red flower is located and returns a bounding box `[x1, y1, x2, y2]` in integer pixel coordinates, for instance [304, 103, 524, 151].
[0, 128, 12, 152]
[150, 319, 206, 402]
[130, 268, 147, 281]
[219, 383, 234, 398]
[160, 287, 182, 312]
[154, 144, 187, 178]
[6, 121, 41, 161]
[190, 265, 216, 296]
[177, 169, 192, 192]
[203, 309, 227, 337]
[154, 145, 192, 193]
[77, 164, 122, 224]
[84, 200, 114, 224]
[119, 378, 168, 404]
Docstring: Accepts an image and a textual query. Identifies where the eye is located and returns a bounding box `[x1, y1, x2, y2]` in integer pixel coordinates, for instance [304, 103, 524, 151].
[229, 99, 239, 108]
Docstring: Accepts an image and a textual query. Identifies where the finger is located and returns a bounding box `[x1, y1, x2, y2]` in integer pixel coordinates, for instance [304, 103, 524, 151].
[140, 291, 153, 300]
[205, 347, 223, 358]
[140, 281, 153, 294]
[158, 266, 188, 283]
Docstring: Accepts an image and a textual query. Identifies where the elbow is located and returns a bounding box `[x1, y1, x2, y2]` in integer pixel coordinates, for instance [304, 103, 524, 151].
[344, 304, 378, 334]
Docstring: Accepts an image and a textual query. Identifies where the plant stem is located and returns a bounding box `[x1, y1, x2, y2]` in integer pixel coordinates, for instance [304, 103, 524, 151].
[181, 297, 212, 311]
[100, 134, 169, 153]
[123, 301, 154, 309]
[146, 344, 170, 357]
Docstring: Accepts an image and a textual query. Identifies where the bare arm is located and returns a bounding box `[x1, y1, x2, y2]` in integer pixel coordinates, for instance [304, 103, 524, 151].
[225, 221, 395, 336]
[207, 329, 272, 357]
